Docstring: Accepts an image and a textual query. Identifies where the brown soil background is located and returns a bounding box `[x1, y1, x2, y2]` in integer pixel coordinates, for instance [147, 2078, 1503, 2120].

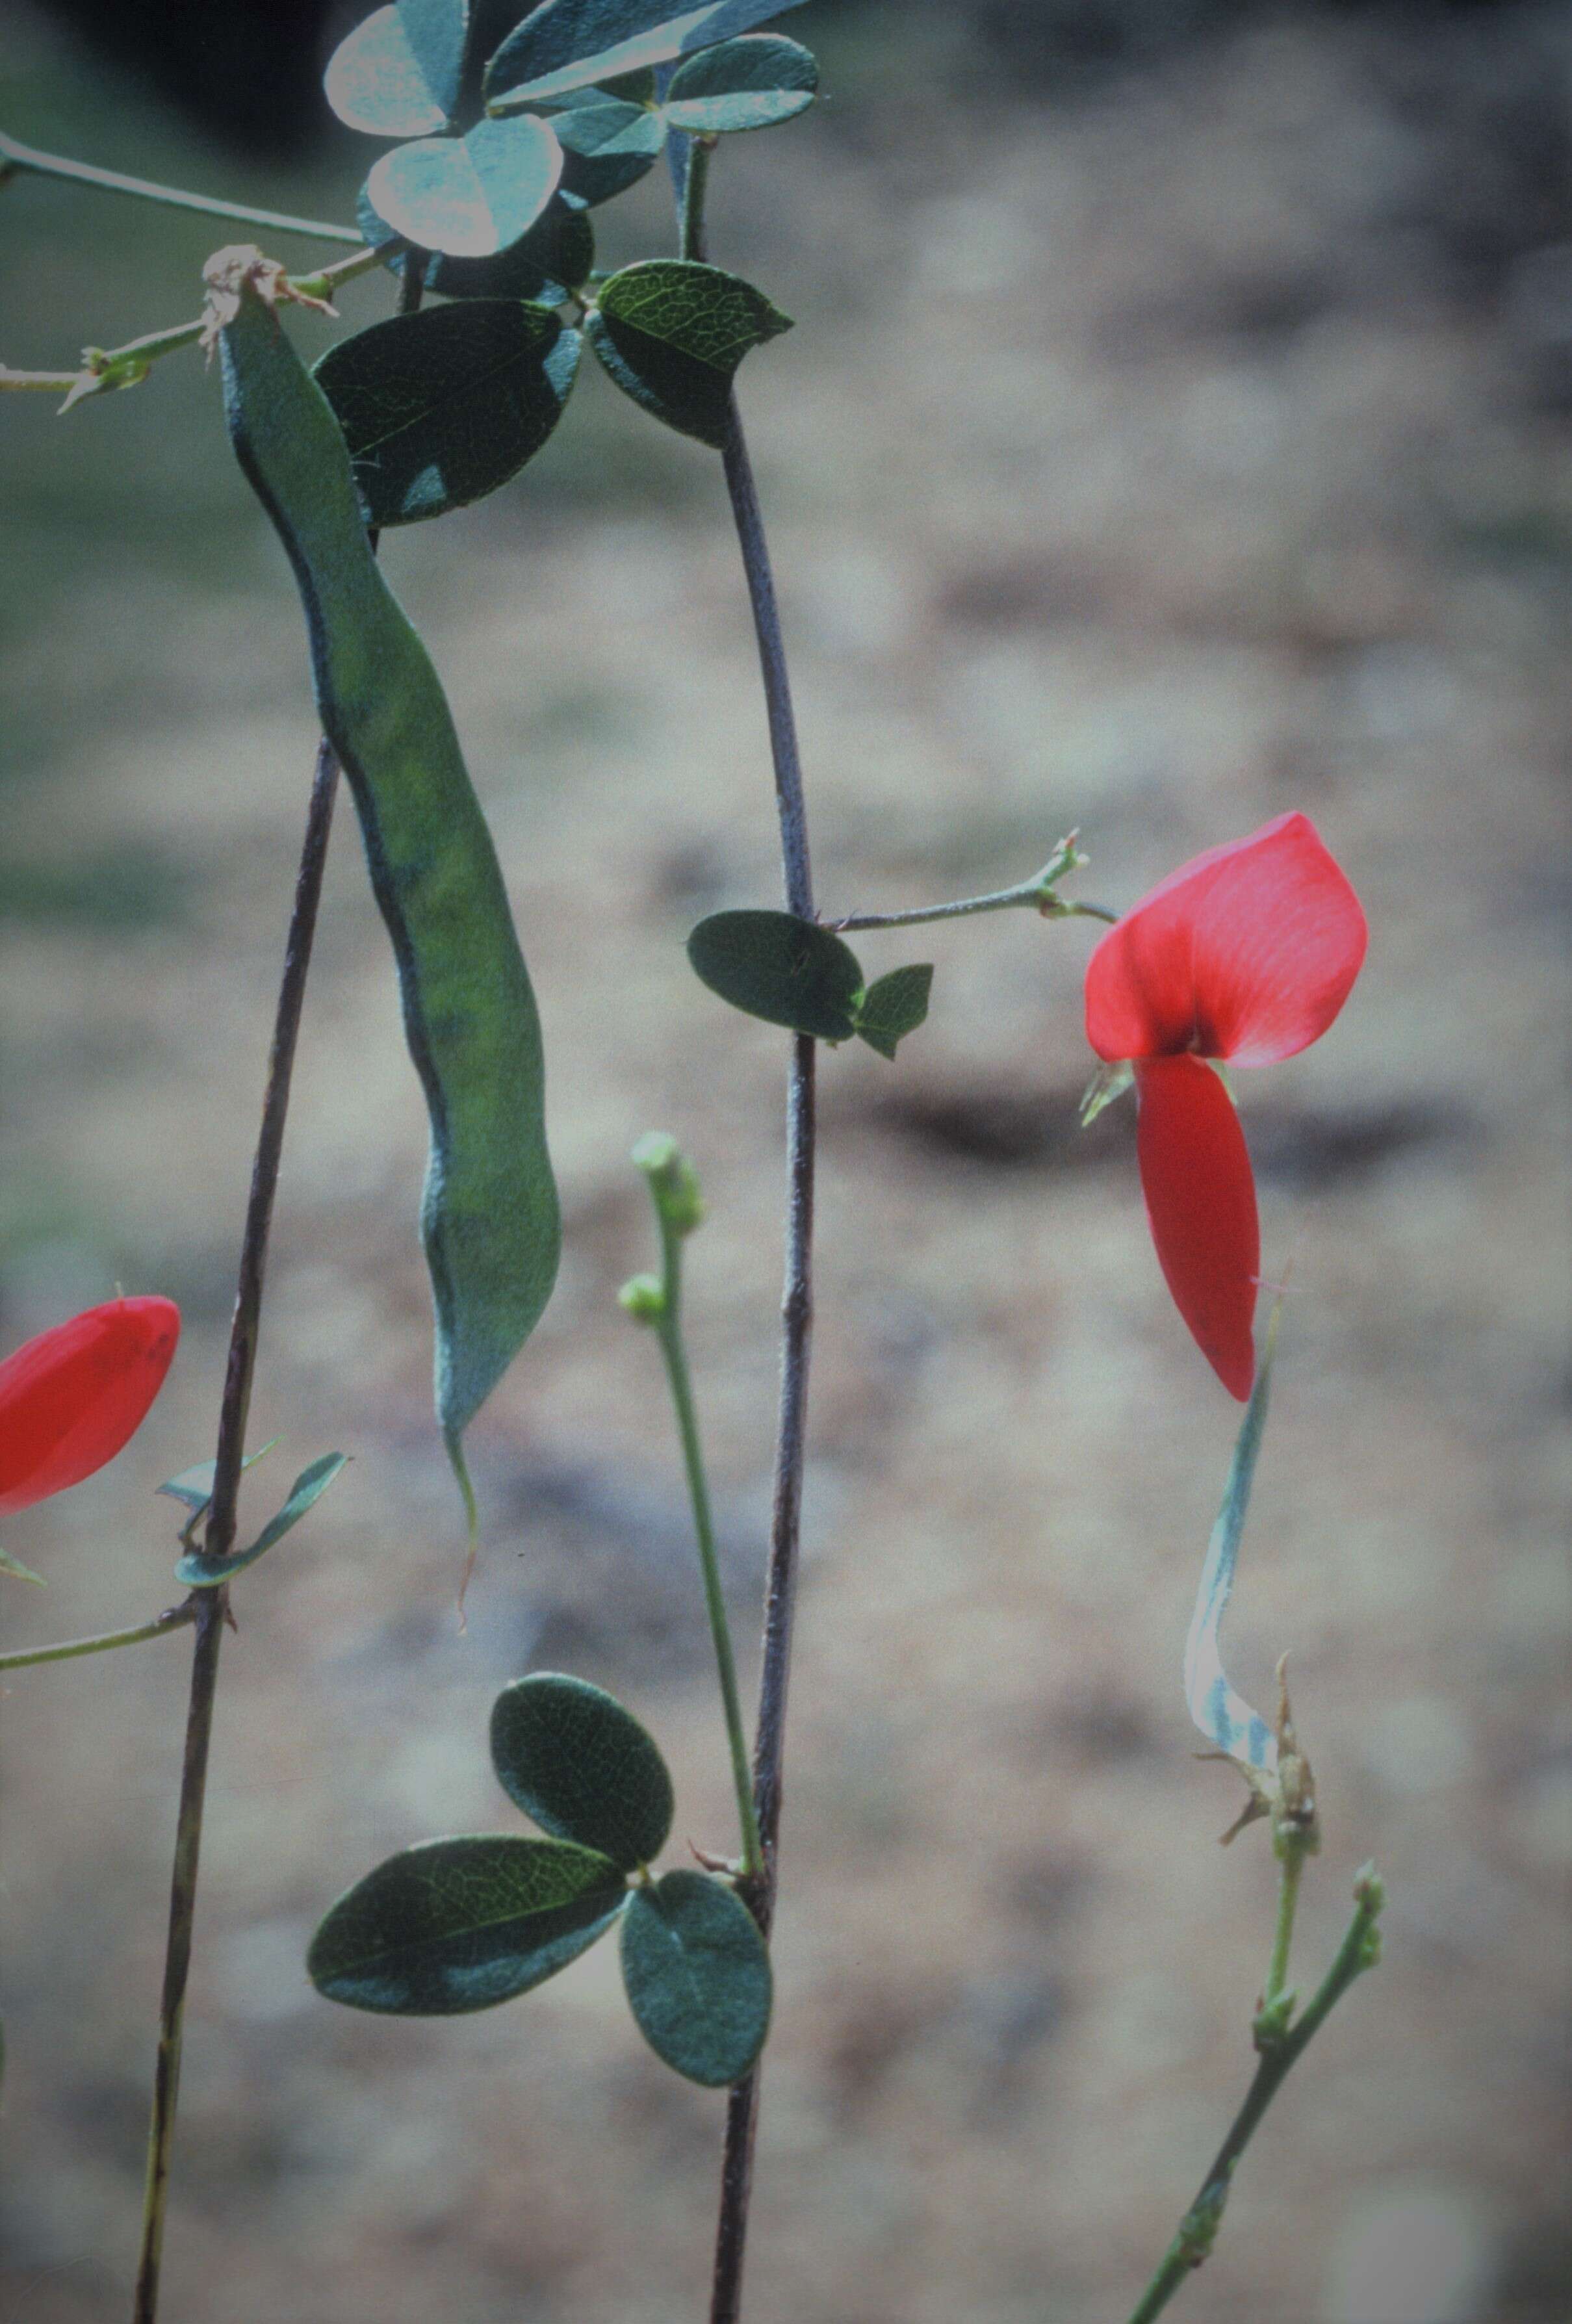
[1, 3, 1569, 2319]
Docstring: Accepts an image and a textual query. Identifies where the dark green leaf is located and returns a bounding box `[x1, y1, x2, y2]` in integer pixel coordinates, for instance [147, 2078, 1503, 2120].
[315, 300, 580, 526]
[487, 0, 806, 109]
[308, 1834, 625, 2014]
[621, 1870, 771, 2085]
[687, 910, 863, 1040]
[325, 5, 450, 136]
[367, 115, 562, 261]
[491, 1672, 674, 1869]
[176, 1452, 349, 1588]
[396, 0, 468, 120]
[853, 963, 933, 1060]
[586, 259, 790, 446]
[552, 92, 665, 207]
[664, 34, 816, 133]
[222, 275, 561, 1476]
[359, 188, 595, 304]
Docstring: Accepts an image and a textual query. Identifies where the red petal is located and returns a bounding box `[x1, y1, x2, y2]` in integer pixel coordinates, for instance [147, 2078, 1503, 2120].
[1135, 1057, 1259, 1399]
[1085, 812, 1367, 1066]
[0, 1296, 180, 1514]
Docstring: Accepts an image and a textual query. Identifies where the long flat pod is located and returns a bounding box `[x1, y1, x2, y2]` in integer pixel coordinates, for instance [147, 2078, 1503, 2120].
[217, 261, 560, 1482]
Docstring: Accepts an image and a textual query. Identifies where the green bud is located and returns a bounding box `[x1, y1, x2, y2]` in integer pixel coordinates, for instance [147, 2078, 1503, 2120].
[632, 1131, 704, 1235]
[619, 1273, 666, 1324]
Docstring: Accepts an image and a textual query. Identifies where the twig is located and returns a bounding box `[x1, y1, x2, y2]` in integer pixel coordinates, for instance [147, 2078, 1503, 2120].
[673, 125, 817, 2324]
[0, 1605, 196, 1672]
[0, 131, 361, 243]
[1122, 1865, 1385, 2324]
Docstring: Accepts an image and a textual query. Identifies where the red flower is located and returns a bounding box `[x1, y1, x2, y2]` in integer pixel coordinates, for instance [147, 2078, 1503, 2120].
[0, 1296, 180, 1514]
[1085, 813, 1366, 1399]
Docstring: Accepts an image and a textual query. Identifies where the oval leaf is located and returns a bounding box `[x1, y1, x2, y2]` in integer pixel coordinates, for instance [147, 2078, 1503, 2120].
[359, 187, 595, 304]
[325, 4, 450, 136]
[367, 115, 563, 261]
[487, 0, 806, 109]
[315, 301, 580, 526]
[221, 272, 561, 1473]
[688, 910, 863, 1041]
[587, 259, 791, 446]
[176, 1452, 348, 1588]
[491, 1672, 674, 1869]
[396, 0, 468, 122]
[309, 1834, 625, 2013]
[853, 962, 933, 1061]
[552, 92, 666, 207]
[621, 1870, 771, 2085]
[664, 33, 816, 133]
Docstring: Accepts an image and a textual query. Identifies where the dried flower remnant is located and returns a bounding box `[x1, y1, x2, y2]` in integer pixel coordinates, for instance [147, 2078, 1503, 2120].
[1084, 813, 1367, 1397]
[0, 1296, 180, 1515]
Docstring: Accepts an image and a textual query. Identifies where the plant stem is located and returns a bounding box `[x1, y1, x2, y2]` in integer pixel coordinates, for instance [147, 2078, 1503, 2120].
[1122, 1866, 1385, 2324]
[130, 247, 428, 2317]
[834, 885, 1117, 933]
[0, 131, 361, 242]
[639, 1200, 765, 1879]
[1, 245, 384, 406]
[671, 125, 816, 2324]
[0, 1606, 196, 1672]
[1263, 1831, 1309, 2011]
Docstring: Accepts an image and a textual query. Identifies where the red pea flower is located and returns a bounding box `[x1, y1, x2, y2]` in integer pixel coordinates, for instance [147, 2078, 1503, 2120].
[0, 1295, 181, 1515]
[1084, 813, 1367, 1400]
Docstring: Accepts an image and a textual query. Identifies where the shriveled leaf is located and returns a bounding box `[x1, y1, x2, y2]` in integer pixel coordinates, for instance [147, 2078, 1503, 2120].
[586, 258, 790, 446]
[621, 1870, 771, 2085]
[853, 963, 933, 1060]
[325, 4, 450, 136]
[552, 92, 665, 207]
[664, 33, 816, 133]
[358, 187, 595, 303]
[688, 910, 863, 1041]
[0, 1547, 45, 1586]
[221, 274, 560, 1487]
[367, 114, 563, 261]
[491, 1672, 674, 1869]
[1183, 1303, 1283, 1772]
[315, 300, 580, 526]
[308, 1834, 626, 2013]
[176, 1452, 349, 1588]
[486, 0, 806, 109]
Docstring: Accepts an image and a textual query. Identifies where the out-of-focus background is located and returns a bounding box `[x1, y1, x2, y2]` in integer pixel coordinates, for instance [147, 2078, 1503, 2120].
[2, 1, 1569, 2318]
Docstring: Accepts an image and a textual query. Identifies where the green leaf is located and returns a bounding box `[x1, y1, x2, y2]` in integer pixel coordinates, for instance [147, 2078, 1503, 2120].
[0, 1547, 45, 1586]
[221, 274, 561, 1480]
[1184, 1302, 1283, 1773]
[308, 1834, 626, 2014]
[853, 963, 933, 1060]
[687, 910, 863, 1041]
[176, 1452, 349, 1588]
[359, 187, 594, 303]
[325, 4, 451, 136]
[367, 115, 563, 261]
[620, 1870, 771, 2085]
[552, 92, 666, 207]
[586, 259, 790, 447]
[396, 0, 469, 121]
[315, 301, 580, 527]
[155, 1440, 279, 1527]
[487, 0, 806, 109]
[664, 34, 816, 133]
[491, 1672, 674, 1869]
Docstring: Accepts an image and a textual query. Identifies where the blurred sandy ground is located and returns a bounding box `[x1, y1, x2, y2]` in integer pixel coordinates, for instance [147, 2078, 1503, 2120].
[1, 1, 1569, 2318]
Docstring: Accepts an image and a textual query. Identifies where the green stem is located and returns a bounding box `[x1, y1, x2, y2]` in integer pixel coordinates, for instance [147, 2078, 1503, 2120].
[1263, 1830, 1309, 2011]
[1122, 1866, 1385, 2324]
[679, 135, 715, 264]
[0, 131, 361, 242]
[639, 1199, 765, 1880]
[1, 245, 384, 406]
[0, 1605, 196, 1672]
[834, 884, 1117, 933]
